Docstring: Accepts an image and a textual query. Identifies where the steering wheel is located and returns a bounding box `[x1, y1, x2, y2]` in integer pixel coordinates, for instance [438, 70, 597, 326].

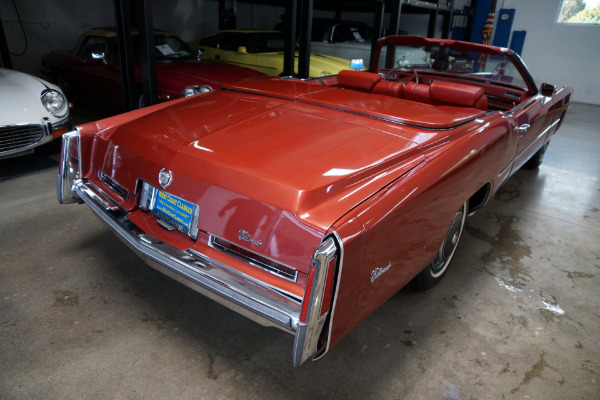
[383, 67, 419, 84]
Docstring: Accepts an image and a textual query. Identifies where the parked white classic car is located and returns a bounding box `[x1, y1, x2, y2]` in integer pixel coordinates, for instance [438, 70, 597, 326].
[0, 68, 71, 159]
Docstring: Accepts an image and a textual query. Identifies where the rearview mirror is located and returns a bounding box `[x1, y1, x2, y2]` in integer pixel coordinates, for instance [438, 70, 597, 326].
[540, 82, 556, 97]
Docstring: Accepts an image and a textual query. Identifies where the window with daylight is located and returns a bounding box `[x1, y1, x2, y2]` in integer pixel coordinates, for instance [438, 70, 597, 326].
[556, 0, 600, 25]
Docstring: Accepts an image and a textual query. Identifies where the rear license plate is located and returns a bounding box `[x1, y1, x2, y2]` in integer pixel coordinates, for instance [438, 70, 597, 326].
[140, 182, 199, 238]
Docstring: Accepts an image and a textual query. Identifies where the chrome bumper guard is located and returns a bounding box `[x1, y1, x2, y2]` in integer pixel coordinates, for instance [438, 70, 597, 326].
[57, 131, 339, 366]
[70, 179, 302, 332]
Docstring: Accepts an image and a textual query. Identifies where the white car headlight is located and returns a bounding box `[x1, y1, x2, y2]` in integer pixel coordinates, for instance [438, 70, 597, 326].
[41, 89, 67, 116]
[182, 85, 213, 97]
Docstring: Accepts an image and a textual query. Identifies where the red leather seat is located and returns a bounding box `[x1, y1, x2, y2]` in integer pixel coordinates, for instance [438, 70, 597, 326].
[429, 80, 488, 110]
[337, 70, 382, 92]
[404, 80, 488, 110]
[404, 82, 433, 104]
[372, 80, 405, 98]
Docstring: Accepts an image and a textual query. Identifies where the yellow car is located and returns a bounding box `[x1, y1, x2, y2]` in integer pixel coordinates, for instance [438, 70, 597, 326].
[189, 30, 353, 78]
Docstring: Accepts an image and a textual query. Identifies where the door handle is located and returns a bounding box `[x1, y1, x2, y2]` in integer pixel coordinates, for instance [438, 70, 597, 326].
[215, 54, 220, 60]
[515, 124, 530, 134]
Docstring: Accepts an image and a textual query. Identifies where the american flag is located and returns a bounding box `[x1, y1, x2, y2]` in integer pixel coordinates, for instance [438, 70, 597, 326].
[481, 11, 495, 45]
[478, 10, 495, 70]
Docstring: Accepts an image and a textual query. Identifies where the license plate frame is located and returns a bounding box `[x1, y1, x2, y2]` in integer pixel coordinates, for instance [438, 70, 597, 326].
[139, 182, 199, 239]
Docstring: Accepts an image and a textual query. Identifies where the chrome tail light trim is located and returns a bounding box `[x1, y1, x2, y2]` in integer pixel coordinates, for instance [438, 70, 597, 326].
[293, 236, 341, 367]
[57, 130, 82, 204]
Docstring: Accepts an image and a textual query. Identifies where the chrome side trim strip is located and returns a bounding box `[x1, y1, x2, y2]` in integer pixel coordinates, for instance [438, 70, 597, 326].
[69, 180, 302, 334]
[505, 95, 541, 116]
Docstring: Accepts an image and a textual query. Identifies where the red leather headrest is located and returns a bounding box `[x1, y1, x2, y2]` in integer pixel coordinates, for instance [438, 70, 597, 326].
[429, 80, 484, 107]
[372, 80, 405, 98]
[337, 70, 382, 91]
[405, 82, 432, 104]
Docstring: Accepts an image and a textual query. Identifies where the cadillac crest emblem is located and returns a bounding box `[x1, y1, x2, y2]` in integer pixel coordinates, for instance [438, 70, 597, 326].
[158, 168, 173, 189]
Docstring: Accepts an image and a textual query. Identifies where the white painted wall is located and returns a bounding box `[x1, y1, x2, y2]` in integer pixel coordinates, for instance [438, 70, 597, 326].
[501, 0, 600, 105]
[1, 0, 598, 104]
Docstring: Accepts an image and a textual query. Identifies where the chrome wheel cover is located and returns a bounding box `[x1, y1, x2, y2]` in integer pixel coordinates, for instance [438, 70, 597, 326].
[429, 204, 466, 278]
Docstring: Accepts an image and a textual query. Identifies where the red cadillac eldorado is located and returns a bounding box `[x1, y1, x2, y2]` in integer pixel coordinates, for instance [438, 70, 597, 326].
[57, 36, 573, 366]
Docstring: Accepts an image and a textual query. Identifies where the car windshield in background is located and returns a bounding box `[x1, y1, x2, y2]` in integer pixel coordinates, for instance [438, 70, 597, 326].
[377, 44, 529, 90]
[154, 35, 194, 59]
[332, 23, 371, 43]
[245, 32, 285, 53]
[130, 35, 194, 60]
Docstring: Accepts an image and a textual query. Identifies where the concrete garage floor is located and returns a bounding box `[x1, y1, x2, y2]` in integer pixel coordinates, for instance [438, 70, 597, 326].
[1, 102, 599, 399]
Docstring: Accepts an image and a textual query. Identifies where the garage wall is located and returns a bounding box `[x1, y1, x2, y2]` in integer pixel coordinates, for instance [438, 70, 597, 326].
[1, 0, 598, 104]
[1, 0, 115, 76]
[501, 0, 600, 105]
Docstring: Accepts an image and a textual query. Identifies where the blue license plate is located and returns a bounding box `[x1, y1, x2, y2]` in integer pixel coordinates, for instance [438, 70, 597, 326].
[152, 189, 197, 236]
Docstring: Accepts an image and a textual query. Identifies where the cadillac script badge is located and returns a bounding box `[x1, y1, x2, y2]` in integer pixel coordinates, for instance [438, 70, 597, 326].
[239, 230, 262, 246]
[370, 262, 391, 283]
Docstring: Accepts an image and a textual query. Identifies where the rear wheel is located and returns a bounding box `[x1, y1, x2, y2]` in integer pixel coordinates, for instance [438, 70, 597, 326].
[413, 202, 467, 290]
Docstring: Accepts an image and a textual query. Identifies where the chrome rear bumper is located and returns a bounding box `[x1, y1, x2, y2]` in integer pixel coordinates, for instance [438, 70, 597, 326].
[56, 131, 339, 366]
[69, 179, 303, 333]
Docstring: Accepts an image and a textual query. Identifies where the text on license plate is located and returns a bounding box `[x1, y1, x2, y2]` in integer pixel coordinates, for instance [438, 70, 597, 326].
[152, 189, 197, 235]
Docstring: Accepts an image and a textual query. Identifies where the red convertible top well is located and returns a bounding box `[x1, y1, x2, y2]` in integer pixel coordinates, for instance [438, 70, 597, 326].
[224, 79, 485, 129]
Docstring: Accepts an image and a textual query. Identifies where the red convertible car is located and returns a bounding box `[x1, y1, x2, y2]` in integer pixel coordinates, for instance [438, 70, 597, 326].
[57, 36, 572, 366]
[41, 28, 265, 108]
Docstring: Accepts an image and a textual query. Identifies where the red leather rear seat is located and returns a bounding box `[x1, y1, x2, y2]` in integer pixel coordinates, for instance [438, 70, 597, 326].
[372, 80, 405, 98]
[405, 82, 432, 104]
[429, 80, 487, 110]
[335, 71, 487, 111]
[404, 80, 487, 110]
[337, 70, 382, 92]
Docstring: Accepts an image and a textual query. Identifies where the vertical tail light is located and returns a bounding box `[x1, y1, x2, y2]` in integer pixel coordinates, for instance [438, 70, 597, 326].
[319, 257, 337, 317]
[294, 236, 341, 366]
[57, 131, 82, 204]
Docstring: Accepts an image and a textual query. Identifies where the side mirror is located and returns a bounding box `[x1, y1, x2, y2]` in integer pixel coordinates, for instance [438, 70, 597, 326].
[237, 46, 248, 55]
[540, 82, 556, 97]
[91, 52, 107, 64]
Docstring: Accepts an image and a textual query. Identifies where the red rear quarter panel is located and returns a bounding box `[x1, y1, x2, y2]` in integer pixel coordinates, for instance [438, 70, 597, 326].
[327, 111, 517, 346]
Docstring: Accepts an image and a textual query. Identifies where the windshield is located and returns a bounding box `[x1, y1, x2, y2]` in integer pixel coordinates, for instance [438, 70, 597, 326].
[153, 35, 194, 59]
[331, 23, 371, 43]
[126, 34, 194, 60]
[376, 43, 529, 90]
[245, 32, 285, 53]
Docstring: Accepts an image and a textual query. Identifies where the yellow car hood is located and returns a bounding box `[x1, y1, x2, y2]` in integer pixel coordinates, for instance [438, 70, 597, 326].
[256, 51, 351, 77]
